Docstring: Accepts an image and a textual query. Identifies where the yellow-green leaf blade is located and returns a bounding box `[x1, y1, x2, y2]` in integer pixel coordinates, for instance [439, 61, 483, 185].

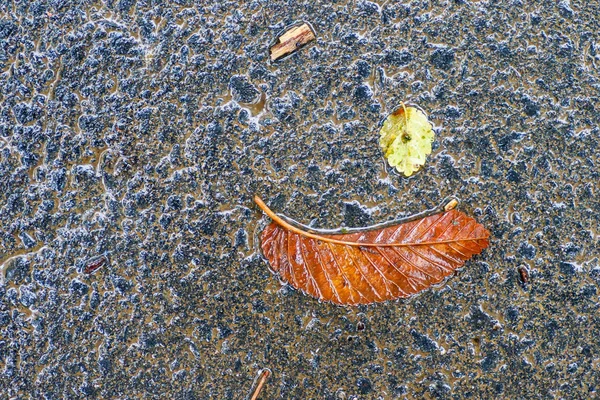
[379, 106, 434, 177]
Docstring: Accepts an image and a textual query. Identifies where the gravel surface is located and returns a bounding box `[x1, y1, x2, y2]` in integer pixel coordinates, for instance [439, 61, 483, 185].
[1, 0, 599, 398]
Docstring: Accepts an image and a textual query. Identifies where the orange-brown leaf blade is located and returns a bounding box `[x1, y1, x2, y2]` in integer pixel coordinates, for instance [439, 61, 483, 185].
[257, 198, 490, 305]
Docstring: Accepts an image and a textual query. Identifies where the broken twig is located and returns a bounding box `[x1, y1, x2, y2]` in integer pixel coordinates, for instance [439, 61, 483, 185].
[270, 23, 315, 61]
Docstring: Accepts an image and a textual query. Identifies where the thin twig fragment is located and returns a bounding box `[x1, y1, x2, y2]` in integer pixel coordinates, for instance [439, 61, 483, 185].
[270, 23, 315, 61]
[250, 369, 271, 400]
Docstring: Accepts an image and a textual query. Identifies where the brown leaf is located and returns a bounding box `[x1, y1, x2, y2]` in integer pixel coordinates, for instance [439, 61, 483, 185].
[255, 196, 490, 305]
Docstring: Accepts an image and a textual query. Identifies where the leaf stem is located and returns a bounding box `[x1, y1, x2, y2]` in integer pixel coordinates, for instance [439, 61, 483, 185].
[254, 196, 488, 247]
[400, 101, 409, 130]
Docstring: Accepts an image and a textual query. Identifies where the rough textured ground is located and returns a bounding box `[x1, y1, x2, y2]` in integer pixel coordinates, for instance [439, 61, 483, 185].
[1, 0, 599, 398]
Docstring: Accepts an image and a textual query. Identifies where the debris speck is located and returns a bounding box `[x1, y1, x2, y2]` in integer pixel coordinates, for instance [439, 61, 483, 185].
[84, 255, 108, 274]
[517, 265, 529, 285]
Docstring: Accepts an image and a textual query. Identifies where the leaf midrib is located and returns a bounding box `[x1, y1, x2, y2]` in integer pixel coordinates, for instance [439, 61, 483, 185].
[255, 196, 489, 248]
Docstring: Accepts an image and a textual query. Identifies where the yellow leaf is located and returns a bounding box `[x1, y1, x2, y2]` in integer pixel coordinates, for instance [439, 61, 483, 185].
[379, 104, 434, 177]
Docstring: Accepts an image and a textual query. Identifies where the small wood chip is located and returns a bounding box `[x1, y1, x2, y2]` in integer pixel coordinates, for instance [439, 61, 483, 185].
[270, 23, 315, 61]
[444, 199, 459, 211]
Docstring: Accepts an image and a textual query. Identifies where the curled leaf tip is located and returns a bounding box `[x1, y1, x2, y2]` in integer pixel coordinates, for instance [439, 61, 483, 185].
[379, 105, 434, 177]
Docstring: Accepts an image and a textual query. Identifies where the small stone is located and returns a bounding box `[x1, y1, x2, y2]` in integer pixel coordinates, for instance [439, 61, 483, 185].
[507, 169, 522, 183]
[229, 76, 260, 104]
[430, 47, 455, 70]
[410, 329, 439, 352]
[522, 96, 540, 116]
[558, 1, 574, 18]
[559, 262, 576, 275]
[357, 377, 373, 394]
[353, 84, 372, 102]
[343, 201, 372, 227]
[354, 60, 371, 78]
[19, 232, 36, 248]
[385, 49, 413, 66]
[69, 279, 90, 297]
[518, 242, 536, 259]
